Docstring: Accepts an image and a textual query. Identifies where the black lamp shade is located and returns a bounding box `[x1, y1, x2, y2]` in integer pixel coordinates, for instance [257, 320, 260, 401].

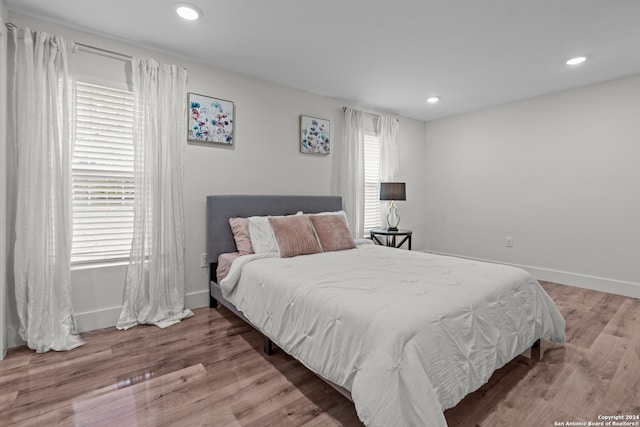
[379, 182, 406, 201]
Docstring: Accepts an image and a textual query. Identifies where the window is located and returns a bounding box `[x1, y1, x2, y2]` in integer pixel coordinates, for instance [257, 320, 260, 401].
[363, 133, 380, 234]
[71, 82, 135, 264]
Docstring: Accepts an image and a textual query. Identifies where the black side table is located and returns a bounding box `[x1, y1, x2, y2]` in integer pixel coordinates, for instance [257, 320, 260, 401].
[370, 228, 412, 250]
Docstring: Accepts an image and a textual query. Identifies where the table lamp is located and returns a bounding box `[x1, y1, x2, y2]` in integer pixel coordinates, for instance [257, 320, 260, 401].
[379, 182, 406, 231]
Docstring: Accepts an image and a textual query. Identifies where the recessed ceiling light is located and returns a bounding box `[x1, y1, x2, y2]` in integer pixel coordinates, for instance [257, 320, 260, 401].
[566, 56, 588, 66]
[426, 96, 441, 104]
[176, 3, 202, 20]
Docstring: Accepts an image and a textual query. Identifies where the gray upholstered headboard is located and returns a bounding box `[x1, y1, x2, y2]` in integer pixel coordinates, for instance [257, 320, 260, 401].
[206, 195, 343, 264]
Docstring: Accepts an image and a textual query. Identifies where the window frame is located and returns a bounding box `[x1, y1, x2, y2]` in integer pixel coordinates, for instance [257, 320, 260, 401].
[71, 81, 135, 265]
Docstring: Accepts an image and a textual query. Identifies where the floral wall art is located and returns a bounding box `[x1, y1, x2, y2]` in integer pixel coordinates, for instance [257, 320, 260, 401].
[188, 93, 235, 145]
[300, 115, 330, 155]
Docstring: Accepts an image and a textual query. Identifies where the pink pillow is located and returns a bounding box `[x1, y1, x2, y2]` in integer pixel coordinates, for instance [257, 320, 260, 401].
[309, 214, 356, 252]
[268, 215, 321, 258]
[216, 252, 241, 282]
[229, 217, 254, 255]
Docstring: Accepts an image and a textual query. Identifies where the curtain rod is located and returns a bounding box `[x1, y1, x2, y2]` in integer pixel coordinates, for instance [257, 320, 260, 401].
[77, 43, 132, 61]
[343, 106, 399, 122]
[5, 22, 132, 61]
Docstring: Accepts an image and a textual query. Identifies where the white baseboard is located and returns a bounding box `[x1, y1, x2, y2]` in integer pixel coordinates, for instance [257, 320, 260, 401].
[427, 250, 640, 299]
[185, 289, 210, 309]
[6, 289, 213, 350]
[74, 305, 122, 333]
[72, 289, 211, 333]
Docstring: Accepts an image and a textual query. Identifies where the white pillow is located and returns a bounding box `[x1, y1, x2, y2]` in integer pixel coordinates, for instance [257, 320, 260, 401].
[248, 216, 279, 254]
[312, 210, 347, 216]
[248, 212, 303, 254]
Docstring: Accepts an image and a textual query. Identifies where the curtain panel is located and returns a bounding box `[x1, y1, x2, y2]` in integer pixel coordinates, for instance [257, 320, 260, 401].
[117, 58, 193, 330]
[377, 115, 399, 182]
[377, 115, 399, 227]
[10, 28, 84, 353]
[340, 108, 365, 238]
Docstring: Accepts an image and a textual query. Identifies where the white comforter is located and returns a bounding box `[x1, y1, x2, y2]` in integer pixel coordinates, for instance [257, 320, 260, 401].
[220, 245, 565, 427]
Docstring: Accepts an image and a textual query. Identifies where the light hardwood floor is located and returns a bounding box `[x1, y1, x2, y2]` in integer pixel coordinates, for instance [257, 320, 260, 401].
[1, 281, 639, 426]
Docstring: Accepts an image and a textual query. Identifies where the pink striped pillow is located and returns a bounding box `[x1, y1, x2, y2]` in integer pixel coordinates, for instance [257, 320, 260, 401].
[268, 215, 321, 258]
[309, 214, 356, 252]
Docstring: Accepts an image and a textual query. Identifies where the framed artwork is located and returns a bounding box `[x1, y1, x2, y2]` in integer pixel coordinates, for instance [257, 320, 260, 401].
[188, 92, 235, 145]
[300, 115, 330, 155]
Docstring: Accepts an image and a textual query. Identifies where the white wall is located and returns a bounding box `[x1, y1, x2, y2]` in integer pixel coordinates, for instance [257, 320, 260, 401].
[5, 13, 427, 347]
[0, 0, 9, 359]
[424, 74, 640, 298]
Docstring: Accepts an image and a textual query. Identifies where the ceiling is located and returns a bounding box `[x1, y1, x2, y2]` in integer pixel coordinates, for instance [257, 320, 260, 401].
[5, 0, 640, 122]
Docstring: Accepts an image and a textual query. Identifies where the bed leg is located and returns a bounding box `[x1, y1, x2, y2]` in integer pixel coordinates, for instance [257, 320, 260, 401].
[263, 336, 274, 355]
[210, 295, 218, 308]
[531, 339, 541, 361]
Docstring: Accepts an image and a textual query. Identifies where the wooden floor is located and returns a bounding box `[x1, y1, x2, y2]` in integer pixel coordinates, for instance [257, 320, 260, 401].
[1, 282, 639, 426]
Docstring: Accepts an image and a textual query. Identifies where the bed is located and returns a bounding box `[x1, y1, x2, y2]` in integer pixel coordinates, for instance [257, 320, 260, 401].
[206, 194, 566, 427]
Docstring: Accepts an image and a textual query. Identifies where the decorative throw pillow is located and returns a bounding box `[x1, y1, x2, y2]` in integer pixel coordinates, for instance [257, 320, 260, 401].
[229, 217, 254, 255]
[268, 215, 322, 258]
[310, 214, 357, 252]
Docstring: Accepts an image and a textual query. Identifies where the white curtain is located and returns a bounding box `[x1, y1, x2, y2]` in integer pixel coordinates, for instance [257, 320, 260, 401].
[377, 115, 400, 227]
[339, 108, 365, 238]
[117, 58, 193, 330]
[10, 28, 84, 352]
[378, 115, 399, 182]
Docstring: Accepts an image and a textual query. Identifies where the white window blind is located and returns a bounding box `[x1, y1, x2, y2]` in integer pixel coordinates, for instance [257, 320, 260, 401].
[71, 82, 135, 264]
[363, 133, 380, 234]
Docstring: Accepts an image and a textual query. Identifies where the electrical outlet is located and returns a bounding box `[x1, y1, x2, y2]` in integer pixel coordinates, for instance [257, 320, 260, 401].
[200, 253, 208, 268]
[505, 236, 513, 248]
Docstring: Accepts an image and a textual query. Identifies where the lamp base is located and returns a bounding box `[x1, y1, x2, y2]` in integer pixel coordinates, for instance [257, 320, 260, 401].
[386, 200, 400, 230]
